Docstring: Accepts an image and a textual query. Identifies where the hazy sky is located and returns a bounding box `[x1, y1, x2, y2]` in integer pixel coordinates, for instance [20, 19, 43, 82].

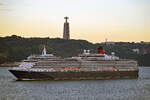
[0, 0, 150, 43]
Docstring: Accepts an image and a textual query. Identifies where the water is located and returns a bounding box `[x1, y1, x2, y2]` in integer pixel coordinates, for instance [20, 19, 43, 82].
[0, 67, 150, 100]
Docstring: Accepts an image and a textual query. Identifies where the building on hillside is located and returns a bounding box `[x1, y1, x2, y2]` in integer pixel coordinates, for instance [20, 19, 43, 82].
[132, 49, 140, 54]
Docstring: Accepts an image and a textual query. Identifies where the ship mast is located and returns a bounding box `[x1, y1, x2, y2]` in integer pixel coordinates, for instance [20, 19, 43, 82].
[42, 46, 47, 56]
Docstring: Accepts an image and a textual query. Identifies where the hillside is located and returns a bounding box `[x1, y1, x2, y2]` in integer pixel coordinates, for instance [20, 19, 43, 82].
[0, 35, 150, 66]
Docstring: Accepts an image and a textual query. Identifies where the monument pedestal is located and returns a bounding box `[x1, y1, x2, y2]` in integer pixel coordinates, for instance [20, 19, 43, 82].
[63, 16, 70, 40]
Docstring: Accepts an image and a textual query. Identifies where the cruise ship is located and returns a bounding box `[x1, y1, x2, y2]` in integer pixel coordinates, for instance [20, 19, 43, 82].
[9, 46, 139, 80]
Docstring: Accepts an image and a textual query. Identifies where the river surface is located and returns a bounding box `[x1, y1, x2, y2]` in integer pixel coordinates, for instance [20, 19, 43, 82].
[0, 67, 150, 100]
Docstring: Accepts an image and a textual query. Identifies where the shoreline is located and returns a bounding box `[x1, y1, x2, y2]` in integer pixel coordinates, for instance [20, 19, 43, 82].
[0, 62, 20, 67]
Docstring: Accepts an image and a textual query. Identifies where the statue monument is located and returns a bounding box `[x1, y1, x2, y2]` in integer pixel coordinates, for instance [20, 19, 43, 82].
[63, 16, 70, 40]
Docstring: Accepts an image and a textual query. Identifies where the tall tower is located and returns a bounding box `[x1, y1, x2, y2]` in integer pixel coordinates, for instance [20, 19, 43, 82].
[63, 16, 70, 40]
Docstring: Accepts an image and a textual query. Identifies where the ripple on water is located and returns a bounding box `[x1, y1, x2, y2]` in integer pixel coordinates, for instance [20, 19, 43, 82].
[0, 67, 150, 100]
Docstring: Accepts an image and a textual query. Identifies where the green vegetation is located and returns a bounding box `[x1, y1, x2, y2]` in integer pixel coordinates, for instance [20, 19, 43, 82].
[0, 35, 150, 66]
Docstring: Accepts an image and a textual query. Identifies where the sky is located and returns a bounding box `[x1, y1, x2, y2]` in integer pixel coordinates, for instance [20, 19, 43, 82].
[0, 0, 150, 43]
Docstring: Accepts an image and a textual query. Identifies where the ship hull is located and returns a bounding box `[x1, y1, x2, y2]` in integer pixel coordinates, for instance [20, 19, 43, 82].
[9, 70, 138, 80]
